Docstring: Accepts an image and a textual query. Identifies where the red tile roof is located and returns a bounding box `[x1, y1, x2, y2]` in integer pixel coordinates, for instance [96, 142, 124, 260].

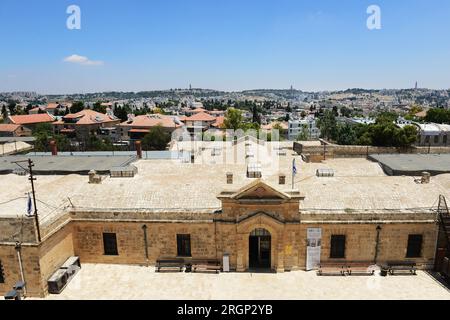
[8, 113, 55, 125]
[192, 107, 208, 113]
[185, 112, 216, 122]
[0, 124, 21, 132]
[119, 114, 181, 129]
[212, 116, 225, 128]
[61, 109, 119, 125]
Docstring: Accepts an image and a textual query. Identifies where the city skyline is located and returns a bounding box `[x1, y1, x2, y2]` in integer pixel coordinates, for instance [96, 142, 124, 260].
[1, 0, 450, 93]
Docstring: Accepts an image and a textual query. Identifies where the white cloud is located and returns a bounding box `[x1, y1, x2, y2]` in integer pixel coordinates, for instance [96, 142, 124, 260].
[63, 54, 104, 66]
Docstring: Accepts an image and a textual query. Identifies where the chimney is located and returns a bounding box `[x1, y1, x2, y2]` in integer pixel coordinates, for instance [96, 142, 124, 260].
[226, 172, 233, 184]
[135, 141, 142, 159]
[279, 173, 286, 185]
[421, 172, 431, 184]
[50, 140, 57, 156]
[88, 170, 101, 184]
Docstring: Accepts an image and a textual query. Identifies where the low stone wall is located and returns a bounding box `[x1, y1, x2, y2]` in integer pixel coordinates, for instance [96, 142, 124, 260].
[294, 142, 450, 162]
[0, 217, 36, 243]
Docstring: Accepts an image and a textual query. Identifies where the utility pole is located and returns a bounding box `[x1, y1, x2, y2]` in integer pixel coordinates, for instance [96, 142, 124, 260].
[28, 159, 41, 243]
[12, 159, 41, 243]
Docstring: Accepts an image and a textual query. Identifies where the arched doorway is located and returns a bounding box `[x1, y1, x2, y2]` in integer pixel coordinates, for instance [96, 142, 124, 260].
[249, 228, 271, 269]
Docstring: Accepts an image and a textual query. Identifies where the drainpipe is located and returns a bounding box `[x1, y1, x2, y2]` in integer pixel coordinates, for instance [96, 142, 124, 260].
[15, 241, 27, 297]
[374, 225, 382, 265]
[142, 225, 149, 266]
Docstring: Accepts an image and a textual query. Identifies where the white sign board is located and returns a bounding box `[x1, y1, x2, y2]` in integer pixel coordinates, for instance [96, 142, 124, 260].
[306, 228, 322, 271]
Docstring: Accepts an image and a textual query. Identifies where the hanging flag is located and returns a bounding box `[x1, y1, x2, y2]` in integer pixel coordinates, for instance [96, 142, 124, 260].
[26, 193, 33, 217]
[292, 158, 297, 175]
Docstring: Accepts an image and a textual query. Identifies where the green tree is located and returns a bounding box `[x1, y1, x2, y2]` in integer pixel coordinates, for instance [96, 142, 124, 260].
[317, 110, 338, 141]
[425, 108, 450, 124]
[336, 124, 357, 145]
[93, 102, 107, 114]
[223, 108, 244, 131]
[141, 125, 171, 151]
[1, 105, 7, 121]
[296, 124, 309, 141]
[70, 101, 84, 114]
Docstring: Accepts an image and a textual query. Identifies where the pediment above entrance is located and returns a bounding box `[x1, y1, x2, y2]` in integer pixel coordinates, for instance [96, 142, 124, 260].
[227, 179, 291, 201]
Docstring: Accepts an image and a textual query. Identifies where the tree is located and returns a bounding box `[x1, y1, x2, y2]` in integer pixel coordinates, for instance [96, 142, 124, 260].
[223, 108, 244, 131]
[93, 102, 106, 114]
[70, 101, 84, 113]
[425, 108, 450, 124]
[296, 124, 309, 141]
[1, 105, 7, 121]
[336, 124, 357, 145]
[393, 125, 418, 148]
[141, 125, 171, 151]
[317, 110, 338, 141]
[8, 102, 17, 116]
[252, 104, 261, 125]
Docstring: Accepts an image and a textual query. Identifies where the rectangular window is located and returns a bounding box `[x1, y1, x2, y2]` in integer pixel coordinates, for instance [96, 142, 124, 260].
[406, 235, 423, 258]
[434, 136, 439, 144]
[103, 233, 118, 256]
[177, 234, 191, 257]
[444, 135, 448, 145]
[0, 260, 4, 283]
[330, 235, 346, 259]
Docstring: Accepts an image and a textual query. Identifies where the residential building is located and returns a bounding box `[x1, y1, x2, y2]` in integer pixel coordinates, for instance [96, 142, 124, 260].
[0, 124, 32, 137]
[7, 113, 55, 131]
[288, 118, 320, 140]
[118, 114, 183, 141]
[53, 109, 121, 140]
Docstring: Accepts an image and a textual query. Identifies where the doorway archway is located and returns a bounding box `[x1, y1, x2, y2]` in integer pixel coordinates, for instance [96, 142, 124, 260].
[249, 228, 271, 269]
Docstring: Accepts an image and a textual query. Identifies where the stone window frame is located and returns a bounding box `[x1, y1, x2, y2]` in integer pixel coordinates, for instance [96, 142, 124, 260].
[103, 233, 119, 256]
[330, 235, 346, 259]
[406, 234, 423, 258]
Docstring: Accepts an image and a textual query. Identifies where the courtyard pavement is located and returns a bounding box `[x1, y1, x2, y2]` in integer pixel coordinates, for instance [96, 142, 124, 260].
[41, 263, 450, 300]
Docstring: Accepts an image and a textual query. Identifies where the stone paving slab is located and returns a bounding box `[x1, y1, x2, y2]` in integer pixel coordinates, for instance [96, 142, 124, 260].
[39, 263, 450, 300]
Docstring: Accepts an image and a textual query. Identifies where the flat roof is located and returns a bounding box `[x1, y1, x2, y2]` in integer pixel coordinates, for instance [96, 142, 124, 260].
[0, 152, 449, 222]
[369, 154, 450, 176]
[0, 155, 136, 175]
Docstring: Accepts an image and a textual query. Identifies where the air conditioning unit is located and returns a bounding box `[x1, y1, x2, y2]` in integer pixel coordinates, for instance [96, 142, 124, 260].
[47, 269, 69, 294]
[47, 256, 81, 294]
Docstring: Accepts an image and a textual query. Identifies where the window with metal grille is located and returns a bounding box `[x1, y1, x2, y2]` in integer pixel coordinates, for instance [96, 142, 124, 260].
[0, 260, 4, 283]
[330, 235, 346, 259]
[406, 235, 423, 258]
[103, 233, 119, 256]
[177, 234, 191, 257]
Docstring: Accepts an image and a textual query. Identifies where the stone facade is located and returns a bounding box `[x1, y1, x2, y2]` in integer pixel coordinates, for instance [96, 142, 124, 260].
[0, 180, 440, 297]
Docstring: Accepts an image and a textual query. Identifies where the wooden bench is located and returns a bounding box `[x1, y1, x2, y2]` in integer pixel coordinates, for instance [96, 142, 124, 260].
[191, 259, 221, 273]
[156, 258, 185, 272]
[317, 262, 346, 276]
[346, 262, 375, 276]
[386, 261, 417, 275]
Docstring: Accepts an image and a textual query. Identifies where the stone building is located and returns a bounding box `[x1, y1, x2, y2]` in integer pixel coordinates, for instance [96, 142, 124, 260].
[0, 141, 449, 297]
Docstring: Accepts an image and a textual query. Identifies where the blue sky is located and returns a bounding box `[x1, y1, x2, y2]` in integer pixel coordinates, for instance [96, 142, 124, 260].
[0, 0, 449, 93]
